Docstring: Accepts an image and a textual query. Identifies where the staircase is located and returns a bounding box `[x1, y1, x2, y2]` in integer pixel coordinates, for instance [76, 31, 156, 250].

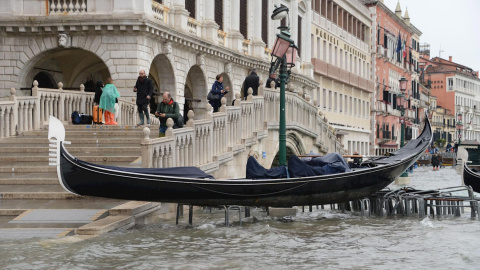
[0, 124, 163, 240]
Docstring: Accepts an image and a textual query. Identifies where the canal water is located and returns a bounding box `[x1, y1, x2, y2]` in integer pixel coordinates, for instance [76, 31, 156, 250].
[1, 166, 479, 269]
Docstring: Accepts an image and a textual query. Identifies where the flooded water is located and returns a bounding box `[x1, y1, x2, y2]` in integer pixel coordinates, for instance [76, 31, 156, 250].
[1, 166, 480, 269]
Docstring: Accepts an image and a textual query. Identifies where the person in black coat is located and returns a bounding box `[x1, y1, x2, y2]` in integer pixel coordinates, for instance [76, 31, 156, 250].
[431, 153, 440, 171]
[134, 70, 153, 126]
[94, 80, 103, 105]
[242, 68, 260, 99]
[265, 72, 280, 89]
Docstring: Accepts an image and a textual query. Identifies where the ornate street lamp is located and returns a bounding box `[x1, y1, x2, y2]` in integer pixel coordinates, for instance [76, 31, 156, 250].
[456, 113, 463, 146]
[269, 5, 297, 166]
[397, 77, 408, 178]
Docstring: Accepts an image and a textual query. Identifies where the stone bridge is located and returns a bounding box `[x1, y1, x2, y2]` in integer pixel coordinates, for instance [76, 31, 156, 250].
[0, 80, 343, 177]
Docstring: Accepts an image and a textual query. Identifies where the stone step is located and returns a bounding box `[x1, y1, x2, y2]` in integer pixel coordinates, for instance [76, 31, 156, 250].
[0, 151, 140, 157]
[24, 128, 148, 137]
[0, 185, 66, 192]
[0, 172, 56, 179]
[76, 215, 134, 235]
[0, 178, 58, 185]
[0, 192, 82, 200]
[0, 137, 143, 144]
[0, 199, 127, 211]
[0, 161, 139, 173]
[0, 146, 141, 153]
[0, 155, 139, 163]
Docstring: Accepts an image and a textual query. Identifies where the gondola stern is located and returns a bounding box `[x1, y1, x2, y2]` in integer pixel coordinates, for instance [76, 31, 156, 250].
[48, 116, 78, 195]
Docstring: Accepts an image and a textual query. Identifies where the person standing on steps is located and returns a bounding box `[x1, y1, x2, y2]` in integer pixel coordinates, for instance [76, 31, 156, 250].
[99, 77, 120, 125]
[134, 70, 153, 126]
[242, 68, 259, 99]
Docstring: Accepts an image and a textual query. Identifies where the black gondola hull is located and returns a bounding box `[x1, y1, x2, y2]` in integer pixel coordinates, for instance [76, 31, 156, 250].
[54, 115, 432, 207]
[59, 145, 422, 207]
[463, 164, 480, 193]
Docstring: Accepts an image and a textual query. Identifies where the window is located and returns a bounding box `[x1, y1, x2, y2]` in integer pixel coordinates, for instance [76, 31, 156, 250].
[297, 16, 302, 55]
[261, 0, 268, 45]
[185, 0, 196, 18]
[240, 0, 247, 38]
[317, 37, 321, 59]
[215, 0, 223, 30]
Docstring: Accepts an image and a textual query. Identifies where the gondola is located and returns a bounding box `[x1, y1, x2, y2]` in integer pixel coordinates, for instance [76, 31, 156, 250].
[48, 115, 432, 207]
[462, 163, 480, 193]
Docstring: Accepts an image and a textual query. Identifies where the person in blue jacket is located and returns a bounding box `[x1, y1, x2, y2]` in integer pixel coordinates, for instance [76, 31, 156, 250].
[209, 74, 229, 112]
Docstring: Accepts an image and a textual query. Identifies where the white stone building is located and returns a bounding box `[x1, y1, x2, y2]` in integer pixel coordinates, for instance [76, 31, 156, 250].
[309, 0, 375, 156]
[0, 0, 318, 121]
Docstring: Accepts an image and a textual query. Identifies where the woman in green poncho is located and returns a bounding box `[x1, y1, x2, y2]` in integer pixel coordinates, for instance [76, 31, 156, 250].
[99, 77, 121, 125]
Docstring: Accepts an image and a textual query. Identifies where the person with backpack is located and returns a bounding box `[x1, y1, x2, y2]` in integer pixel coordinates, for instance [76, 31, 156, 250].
[99, 77, 120, 125]
[155, 92, 181, 137]
[208, 74, 229, 112]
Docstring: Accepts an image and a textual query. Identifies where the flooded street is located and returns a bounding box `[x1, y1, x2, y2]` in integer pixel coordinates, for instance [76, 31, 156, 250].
[1, 166, 480, 269]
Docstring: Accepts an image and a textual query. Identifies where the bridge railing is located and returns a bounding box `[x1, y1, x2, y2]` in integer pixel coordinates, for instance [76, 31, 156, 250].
[141, 86, 344, 172]
[0, 80, 138, 138]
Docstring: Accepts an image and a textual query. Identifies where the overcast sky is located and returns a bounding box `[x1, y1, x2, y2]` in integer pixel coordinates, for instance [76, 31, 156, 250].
[383, 0, 480, 72]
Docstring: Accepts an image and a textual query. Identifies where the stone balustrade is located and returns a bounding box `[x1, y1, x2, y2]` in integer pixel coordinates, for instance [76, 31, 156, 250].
[49, 0, 87, 14]
[140, 84, 343, 176]
[0, 80, 138, 139]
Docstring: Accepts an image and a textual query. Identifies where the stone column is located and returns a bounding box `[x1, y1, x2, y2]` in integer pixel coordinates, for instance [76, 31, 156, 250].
[250, 0, 266, 58]
[228, 0, 244, 52]
[303, 0, 313, 77]
[169, 0, 190, 32]
[202, 0, 219, 44]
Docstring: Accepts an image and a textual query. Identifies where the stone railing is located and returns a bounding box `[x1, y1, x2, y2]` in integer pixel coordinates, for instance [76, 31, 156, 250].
[187, 17, 201, 36]
[48, 0, 87, 14]
[151, 1, 169, 24]
[217, 30, 227, 46]
[0, 80, 138, 139]
[138, 84, 343, 175]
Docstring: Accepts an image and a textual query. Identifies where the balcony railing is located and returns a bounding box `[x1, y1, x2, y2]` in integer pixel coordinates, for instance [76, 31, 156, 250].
[49, 0, 87, 14]
[152, 1, 168, 24]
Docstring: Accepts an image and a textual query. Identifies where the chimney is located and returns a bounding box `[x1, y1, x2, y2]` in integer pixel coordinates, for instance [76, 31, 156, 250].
[449, 56, 452, 62]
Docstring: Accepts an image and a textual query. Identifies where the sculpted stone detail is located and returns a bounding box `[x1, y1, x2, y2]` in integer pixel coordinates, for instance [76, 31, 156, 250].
[58, 33, 71, 48]
[197, 53, 205, 66]
[163, 42, 172, 54]
[225, 62, 232, 74]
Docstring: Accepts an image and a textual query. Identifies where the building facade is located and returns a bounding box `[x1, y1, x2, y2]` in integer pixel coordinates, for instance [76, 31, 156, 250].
[419, 53, 480, 143]
[310, 0, 375, 156]
[363, 0, 422, 155]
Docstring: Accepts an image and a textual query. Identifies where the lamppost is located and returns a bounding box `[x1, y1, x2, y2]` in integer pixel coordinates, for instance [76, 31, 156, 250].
[270, 5, 297, 166]
[456, 113, 463, 146]
[397, 77, 408, 178]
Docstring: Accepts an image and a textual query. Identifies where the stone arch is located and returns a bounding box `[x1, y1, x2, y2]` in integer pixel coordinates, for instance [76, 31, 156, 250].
[270, 131, 307, 167]
[149, 54, 176, 113]
[19, 48, 110, 92]
[185, 65, 208, 119]
[32, 71, 56, 89]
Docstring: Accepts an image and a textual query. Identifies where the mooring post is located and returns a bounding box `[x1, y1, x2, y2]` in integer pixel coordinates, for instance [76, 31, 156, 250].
[188, 205, 193, 225]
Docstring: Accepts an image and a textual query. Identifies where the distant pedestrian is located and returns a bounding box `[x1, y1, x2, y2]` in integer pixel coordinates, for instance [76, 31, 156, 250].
[431, 153, 440, 171]
[155, 92, 180, 137]
[209, 74, 229, 112]
[437, 154, 444, 168]
[446, 142, 452, 152]
[99, 78, 120, 125]
[242, 68, 260, 99]
[265, 72, 280, 89]
[134, 70, 153, 126]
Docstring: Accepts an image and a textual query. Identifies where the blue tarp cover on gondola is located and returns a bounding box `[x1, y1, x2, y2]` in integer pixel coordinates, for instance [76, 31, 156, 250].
[288, 153, 351, 178]
[77, 159, 215, 179]
[246, 156, 287, 179]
